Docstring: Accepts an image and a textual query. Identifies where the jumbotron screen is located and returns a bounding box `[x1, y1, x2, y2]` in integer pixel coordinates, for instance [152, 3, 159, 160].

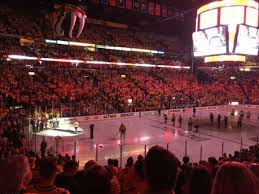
[193, 26, 227, 57]
[234, 25, 259, 56]
[193, 0, 259, 62]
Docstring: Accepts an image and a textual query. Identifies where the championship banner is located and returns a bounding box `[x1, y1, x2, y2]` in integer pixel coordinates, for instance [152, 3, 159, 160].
[161, 5, 167, 17]
[140, 0, 147, 14]
[148, 1, 154, 15]
[126, 0, 133, 10]
[109, 0, 116, 6]
[155, 3, 161, 16]
[117, 0, 125, 8]
[133, 0, 140, 12]
[167, 7, 172, 16]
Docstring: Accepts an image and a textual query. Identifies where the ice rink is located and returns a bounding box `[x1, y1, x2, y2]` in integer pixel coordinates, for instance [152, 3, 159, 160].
[34, 107, 259, 167]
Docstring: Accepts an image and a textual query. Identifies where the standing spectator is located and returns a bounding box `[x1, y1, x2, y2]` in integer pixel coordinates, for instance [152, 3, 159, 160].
[119, 123, 126, 140]
[40, 136, 47, 158]
[250, 164, 259, 180]
[171, 114, 176, 126]
[193, 107, 196, 117]
[121, 157, 135, 193]
[211, 162, 259, 194]
[164, 114, 168, 124]
[105, 166, 121, 194]
[74, 120, 79, 132]
[178, 115, 183, 128]
[54, 160, 79, 194]
[240, 110, 245, 118]
[208, 157, 218, 179]
[89, 123, 95, 139]
[224, 115, 228, 128]
[75, 160, 97, 183]
[217, 114, 221, 128]
[79, 165, 111, 194]
[175, 156, 192, 194]
[210, 112, 214, 125]
[0, 154, 32, 193]
[188, 117, 193, 131]
[237, 116, 243, 128]
[145, 146, 178, 194]
[134, 157, 148, 194]
[181, 156, 190, 170]
[26, 157, 69, 194]
[183, 166, 212, 194]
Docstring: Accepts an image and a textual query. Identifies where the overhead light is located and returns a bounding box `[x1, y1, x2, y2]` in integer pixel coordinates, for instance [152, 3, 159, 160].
[69, 41, 95, 47]
[128, 99, 133, 105]
[7, 54, 188, 69]
[8, 55, 37, 60]
[45, 39, 57, 44]
[57, 40, 69, 45]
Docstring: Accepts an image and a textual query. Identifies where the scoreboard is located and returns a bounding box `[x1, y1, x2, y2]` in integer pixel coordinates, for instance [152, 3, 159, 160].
[193, 0, 259, 62]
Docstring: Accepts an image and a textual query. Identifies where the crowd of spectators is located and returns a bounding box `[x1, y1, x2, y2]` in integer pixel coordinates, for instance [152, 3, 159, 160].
[1, 4, 259, 194]
[1, 63, 259, 118]
[0, 4, 183, 53]
[1, 143, 259, 194]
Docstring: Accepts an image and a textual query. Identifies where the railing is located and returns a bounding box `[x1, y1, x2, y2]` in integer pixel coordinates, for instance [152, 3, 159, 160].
[28, 104, 259, 167]
[31, 101, 225, 118]
[31, 134, 257, 168]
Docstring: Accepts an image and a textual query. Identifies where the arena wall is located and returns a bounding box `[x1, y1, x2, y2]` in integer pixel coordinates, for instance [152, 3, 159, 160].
[59, 104, 259, 124]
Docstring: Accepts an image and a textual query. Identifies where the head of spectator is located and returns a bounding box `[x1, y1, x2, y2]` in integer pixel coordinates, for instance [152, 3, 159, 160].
[208, 157, 218, 166]
[104, 166, 113, 180]
[84, 159, 97, 171]
[75, 160, 97, 186]
[199, 160, 209, 167]
[250, 163, 259, 180]
[211, 162, 259, 194]
[137, 154, 144, 161]
[27, 157, 69, 194]
[134, 159, 145, 180]
[79, 165, 111, 194]
[63, 160, 78, 175]
[108, 158, 114, 166]
[208, 156, 218, 178]
[0, 154, 32, 193]
[145, 145, 178, 193]
[113, 159, 119, 168]
[65, 154, 71, 160]
[126, 156, 134, 168]
[183, 156, 190, 165]
[183, 166, 212, 194]
[39, 157, 57, 182]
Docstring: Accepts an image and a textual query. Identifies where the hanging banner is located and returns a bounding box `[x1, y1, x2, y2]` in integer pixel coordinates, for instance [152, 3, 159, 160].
[109, 0, 116, 6]
[148, 1, 154, 15]
[167, 7, 172, 16]
[155, 3, 161, 16]
[161, 5, 167, 17]
[126, 0, 133, 10]
[133, 0, 140, 12]
[117, 0, 125, 8]
[140, 0, 148, 13]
